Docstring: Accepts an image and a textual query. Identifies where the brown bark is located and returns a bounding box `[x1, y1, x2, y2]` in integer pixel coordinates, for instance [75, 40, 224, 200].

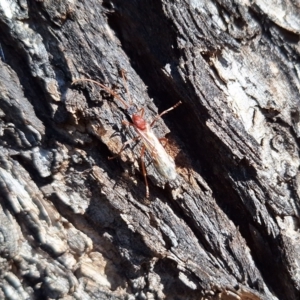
[0, 0, 299, 299]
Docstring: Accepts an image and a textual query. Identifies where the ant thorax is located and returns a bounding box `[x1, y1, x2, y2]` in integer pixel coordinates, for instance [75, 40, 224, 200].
[132, 115, 147, 131]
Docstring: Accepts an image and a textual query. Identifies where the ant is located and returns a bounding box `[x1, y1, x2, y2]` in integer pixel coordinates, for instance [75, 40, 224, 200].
[73, 70, 181, 197]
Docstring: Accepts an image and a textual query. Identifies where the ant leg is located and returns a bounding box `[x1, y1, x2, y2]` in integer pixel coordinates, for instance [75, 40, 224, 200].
[108, 136, 140, 160]
[150, 101, 182, 127]
[140, 145, 149, 198]
[72, 78, 129, 109]
[120, 69, 133, 106]
[159, 137, 168, 147]
[137, 107, 145, 117]
[122, 120, 134, 127]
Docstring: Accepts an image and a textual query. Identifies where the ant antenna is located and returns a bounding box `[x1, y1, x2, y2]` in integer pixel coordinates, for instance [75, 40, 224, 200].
[120, 69, 133, 107]
[72, 78, 129, 110]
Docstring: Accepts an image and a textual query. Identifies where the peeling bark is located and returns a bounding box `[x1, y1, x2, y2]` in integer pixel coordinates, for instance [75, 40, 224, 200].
[0, 0, 300, 299]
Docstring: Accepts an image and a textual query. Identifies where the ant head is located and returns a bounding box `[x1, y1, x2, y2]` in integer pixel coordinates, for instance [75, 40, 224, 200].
[127, 106, 137, 116]
[132, 114, 147, 130]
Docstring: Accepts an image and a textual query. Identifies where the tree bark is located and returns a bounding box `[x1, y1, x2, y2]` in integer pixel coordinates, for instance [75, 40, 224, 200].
[0, 0, 299, 299]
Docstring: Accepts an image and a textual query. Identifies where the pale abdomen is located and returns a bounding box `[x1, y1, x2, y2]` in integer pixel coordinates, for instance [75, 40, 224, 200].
[140, 129, 177, 181]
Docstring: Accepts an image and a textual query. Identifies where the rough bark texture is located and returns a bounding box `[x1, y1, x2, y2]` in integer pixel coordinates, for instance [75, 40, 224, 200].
[0, 0, 299, 299]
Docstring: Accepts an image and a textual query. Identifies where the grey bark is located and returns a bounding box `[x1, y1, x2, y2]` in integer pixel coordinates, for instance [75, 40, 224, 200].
[0, 0, 299, 299]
